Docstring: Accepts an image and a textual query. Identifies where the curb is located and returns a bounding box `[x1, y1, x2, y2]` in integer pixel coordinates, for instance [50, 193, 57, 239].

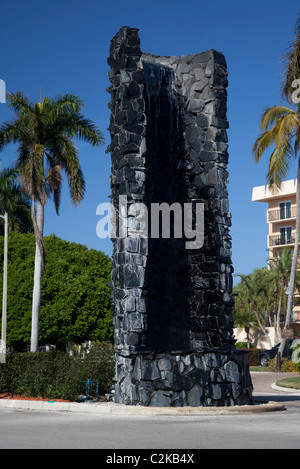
[271, 382, 300, 394]
[0, 398, 285, 415]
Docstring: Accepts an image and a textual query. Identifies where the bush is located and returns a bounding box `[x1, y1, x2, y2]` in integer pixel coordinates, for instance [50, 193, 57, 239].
[268, 357, 299, 372]
[235, 342, 253, 349]
[0, 350, 115, 401]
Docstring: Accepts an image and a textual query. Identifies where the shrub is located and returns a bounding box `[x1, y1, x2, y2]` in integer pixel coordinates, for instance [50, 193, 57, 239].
[0, 350, 115, 401]
[268, 357, 298, 373]
[235, 342, 253, 349]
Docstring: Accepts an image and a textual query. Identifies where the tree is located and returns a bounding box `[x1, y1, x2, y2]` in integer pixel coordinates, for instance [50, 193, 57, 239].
[282, 15, 300, 101]
[252, 15, 300, 358]
[0, 92, 104, 351]
[0, 166, 32, 234]
[0, 232, 113, 348]
[267, 247, 300, 340]
[233, 291, 256, 349]
[234, 269, 273, 347]
[252, 105, 300, 356]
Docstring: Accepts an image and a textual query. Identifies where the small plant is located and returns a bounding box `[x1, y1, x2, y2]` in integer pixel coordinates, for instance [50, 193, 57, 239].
[268, 357, 298, 373]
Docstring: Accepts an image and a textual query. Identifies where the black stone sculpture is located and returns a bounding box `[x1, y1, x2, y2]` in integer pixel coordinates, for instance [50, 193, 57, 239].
[107, 26, 253, 406]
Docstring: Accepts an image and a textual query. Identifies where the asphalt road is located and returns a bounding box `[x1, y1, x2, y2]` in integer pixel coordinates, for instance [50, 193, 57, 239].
[0, 372, 299, 450]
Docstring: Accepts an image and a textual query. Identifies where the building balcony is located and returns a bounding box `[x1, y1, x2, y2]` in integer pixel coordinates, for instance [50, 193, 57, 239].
[268, 235, 295, 248]
[268, 206, 296, 222]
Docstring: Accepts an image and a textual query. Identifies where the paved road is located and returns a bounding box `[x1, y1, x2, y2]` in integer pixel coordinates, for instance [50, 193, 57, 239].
[0, 372, 299, 450]
[251, 371, 300, 410]
[251, 371, 297, 394]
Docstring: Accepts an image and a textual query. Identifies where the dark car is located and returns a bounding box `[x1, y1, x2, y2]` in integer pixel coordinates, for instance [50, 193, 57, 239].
[258, 340, 294, 366]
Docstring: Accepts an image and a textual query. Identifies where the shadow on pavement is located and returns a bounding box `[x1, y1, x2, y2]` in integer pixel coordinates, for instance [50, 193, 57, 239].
[254, 394, 300, 404]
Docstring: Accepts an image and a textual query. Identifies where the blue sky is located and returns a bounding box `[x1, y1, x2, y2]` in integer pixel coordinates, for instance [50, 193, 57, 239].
[0, 0, 299, 282]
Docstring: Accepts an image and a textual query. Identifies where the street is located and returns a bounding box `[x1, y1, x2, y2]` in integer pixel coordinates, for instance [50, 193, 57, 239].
[0, 402, 299, 449]
[0, 373, 299, 449]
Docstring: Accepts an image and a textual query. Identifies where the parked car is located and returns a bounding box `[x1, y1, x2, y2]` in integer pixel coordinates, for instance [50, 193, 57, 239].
[258, 341, 294, 366]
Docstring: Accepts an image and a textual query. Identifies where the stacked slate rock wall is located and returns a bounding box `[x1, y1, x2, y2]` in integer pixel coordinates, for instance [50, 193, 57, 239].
[107, 26, 253, 407]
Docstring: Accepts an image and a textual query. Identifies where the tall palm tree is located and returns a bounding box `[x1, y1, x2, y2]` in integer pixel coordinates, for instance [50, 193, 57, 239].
[253, 104, 300, 356]
[0, 91, 104, 351]
[252, 14, 300, 358]
[282, 14, 300, 102]
[0, 165, 32, 234]
[235, 269, 273, 347]
[267, 247, 299, 339]
[233, 308, 256, 349]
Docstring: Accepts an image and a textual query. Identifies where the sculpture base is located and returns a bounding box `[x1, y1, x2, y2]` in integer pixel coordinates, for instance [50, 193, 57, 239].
[114, 350, 253, 407]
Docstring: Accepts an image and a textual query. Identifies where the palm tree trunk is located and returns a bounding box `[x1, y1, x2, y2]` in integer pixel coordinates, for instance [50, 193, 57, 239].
[252, 304, 272, 348]
[245, 327, 250, 349]
[276, 292, 283, 342]
[278, 157, 300, 357]
[30, 200, 44, 352]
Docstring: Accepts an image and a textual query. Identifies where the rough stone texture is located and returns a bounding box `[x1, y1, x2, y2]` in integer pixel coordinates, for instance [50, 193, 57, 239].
[113, 351, 253, 407]
[107, 26, 253, 406]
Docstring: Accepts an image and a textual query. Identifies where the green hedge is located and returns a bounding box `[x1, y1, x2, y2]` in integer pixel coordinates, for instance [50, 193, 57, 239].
[0, 349, 115, 401]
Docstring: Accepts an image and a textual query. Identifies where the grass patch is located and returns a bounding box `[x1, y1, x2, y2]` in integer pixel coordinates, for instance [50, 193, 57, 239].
[275, 377, 300, 390]
[250, 366, 269, 372]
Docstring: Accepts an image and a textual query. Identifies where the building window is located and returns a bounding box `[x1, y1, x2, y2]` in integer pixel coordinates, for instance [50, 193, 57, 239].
[279, 201, 291, 220]
[280, 226, 292, 244]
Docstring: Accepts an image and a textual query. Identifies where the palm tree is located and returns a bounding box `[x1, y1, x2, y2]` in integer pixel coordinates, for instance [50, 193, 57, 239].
[282, 14, 300, 101]
[0, 165, 32, 234]
[253, 104, 300, 356]
[267, 247, 297, 340]
[235, 269, 273, 347]
[0, 92, 104, 351]
[252, 15, 300, 358]
[233, 308, 256, 349]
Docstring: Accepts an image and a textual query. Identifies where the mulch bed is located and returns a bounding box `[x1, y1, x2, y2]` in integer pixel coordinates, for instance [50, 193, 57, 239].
[0, 393, 69, 402]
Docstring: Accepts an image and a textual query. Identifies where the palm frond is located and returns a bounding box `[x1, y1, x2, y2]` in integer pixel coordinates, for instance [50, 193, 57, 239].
[47, 135, 85, 205]
[54, 112, 104, 147]
[49, 94, 84, 115]
[253, 104, 300, 189]
[267, 141, 294, 189]
[45, 161, 62, 214]
[0, 164, 33, 234]
[260, 105, 294, 131]
[282, 13, 300, 100]
[19, 144, 47, 205]
[7, 91, 34, 117]
[0, 119, 28, 150]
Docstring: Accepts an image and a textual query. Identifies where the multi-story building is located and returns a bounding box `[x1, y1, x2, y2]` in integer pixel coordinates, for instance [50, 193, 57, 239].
[252, 179, 300, 322]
